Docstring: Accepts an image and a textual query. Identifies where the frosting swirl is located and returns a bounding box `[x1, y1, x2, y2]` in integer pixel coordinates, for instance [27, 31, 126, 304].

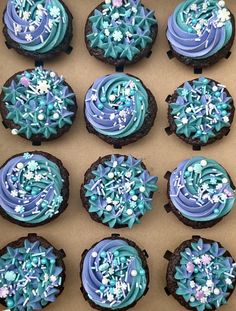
[170, 77, 233, 143]
[169, 156, 235, 222]
[175, 238, 236, 311]
[86, 0, 157, 61]
[0, 236, 64, 310]
[4, 0, 69, 54]
[167, 0, 233, 59]
[0, 152, 66, 225]
[85, 73, 149, 139]
[81, 238, 147, 310]
[83, 155, 158, 228]
[2, 67, 76, 140]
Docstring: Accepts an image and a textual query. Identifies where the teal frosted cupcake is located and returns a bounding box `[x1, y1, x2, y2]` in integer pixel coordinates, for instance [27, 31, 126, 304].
[80, 154, 158, 229]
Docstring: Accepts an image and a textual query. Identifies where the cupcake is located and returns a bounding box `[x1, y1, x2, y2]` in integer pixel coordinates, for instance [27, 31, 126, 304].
[3, 0, 73, 61]
[0, 233, 66, 310]
[85, 0, 158, 69]
[165, 236, 236, 311]
[166, 77, 234, 150]
[84, 73, 157, 148]
[166, 0, 235, 69]
[164, 156, 236, 229]
[0, 67, 77, 145]
[80, 234, 149, 310]
[80, 154, 158, 229]
[0, 151, 69, 227]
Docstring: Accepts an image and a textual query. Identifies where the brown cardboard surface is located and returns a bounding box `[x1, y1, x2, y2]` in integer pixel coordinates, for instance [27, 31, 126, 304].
[0, 1, 236, 310]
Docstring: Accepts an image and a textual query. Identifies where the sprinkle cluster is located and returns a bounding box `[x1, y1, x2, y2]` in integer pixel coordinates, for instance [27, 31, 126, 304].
[85, 73, 148, 139]
[0, 152, 64, 225]
[87, 0, 157, 61]
[0, 238, 63, 310]
[82, 238, 147, 309]
[175, 238, 236, 311]
[170, 77, 233, 143]
[84, 155, 158, 228]
[2, 67, 76, 139]
[184, 1, 231, 37]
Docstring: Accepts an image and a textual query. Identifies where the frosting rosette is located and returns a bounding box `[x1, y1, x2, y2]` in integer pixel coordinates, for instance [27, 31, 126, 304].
[167, 0, 234, 60]
[81, 237, 148, 310]
[0, 152, 68, 226]
[82, 155, 158, 228]
[85, 73, 152, 141]
[174, 238, 236, 311]
[1, 67, 77, 142]
[85, 0, 157, 64]
[4, 0, 70, 55]
[0, 235, 65, 310]
[169, 156, 235, 223]
[169, 77, 234, 145]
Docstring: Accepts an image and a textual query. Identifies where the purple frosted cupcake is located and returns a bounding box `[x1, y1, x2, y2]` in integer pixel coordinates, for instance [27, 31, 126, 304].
[84, 73, 157, 148]
[164, 156, 236, 229]
[3, 0, 73, 60]
[166, 0, 235, 69]
[80, 235, 149, 311]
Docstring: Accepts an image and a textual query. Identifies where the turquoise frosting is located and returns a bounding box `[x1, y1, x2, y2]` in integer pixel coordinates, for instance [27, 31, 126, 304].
[85, 73, 149, 139]
[170, 77, 233, 143]
[0, 237, 64, 310]
[86, 0, 157, 61]
[175, 238, 236, 311]
[81, 238, 147, 309]
[0, 152, 65, 225]
[2, 67, 76, 140]
[4, 0, 69, 54]
[84, 155, 158, 228]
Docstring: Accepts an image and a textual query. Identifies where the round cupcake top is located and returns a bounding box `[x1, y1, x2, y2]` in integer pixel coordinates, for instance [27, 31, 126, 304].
[175, 238, 236, 311]
[83, 155, 158, 228]
[4, 0, 69, 54]
[1, 67, 76, 140]
[85, 73, 150, 139]
[0, 236, 64, 310]
[86, 0, 157, 62]
[167, 0, 233, 59]
[0, 152, 66, 226]
[169, 77, 233, 144]
[169, 156, 235, 222]
[81, 237, 148, 310]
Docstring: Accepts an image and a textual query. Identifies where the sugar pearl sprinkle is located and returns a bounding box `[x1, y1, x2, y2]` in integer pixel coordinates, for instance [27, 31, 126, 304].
[170, 77, 232, 143]
[84, 155, 158, 228]
[0, 152, 64, 224]
[4, 67, 75, 140]
[175, 238, 236, 310]
[83, 239, 147, 309]
[183, 0, 230, 37]
[0, 238, 63, 309]
[170, 157, 235, 221]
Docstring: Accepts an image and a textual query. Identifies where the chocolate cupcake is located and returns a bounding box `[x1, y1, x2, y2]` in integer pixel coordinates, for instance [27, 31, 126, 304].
[164, 156, 236, 229]
[0, 151, 69, 227]
[165, 236, 236, 311]
[80, 234, 149, 311]
[80, 154, 158, 229]
[84, 73, 157, 148]
[166, 0, 235, 69]
[3, 0, 73, 61]
[0, 233, 66, 310]
[166, 77, 234, 150]
[0, 67, 77, 145]
[85, 0, 158, 69]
